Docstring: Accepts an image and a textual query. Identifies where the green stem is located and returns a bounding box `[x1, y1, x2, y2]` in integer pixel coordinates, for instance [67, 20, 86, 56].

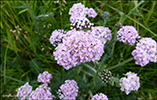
[82, 63, 96, 73]
[126, 15, 157, 37]
[99, 54, 108, 68]
[107, 57, 134, 70]
[103, 19, 107, 27]
[1, 74, 25, 83]
[4, 45, 9, 84]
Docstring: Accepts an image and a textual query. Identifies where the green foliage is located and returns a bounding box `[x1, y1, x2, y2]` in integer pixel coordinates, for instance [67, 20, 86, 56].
[1, 0, 157, 100]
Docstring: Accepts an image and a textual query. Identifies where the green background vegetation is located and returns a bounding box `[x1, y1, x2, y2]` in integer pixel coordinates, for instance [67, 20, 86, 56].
[1, 0, 157, 100]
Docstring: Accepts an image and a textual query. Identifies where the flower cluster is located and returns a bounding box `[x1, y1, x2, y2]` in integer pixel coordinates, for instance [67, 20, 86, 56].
[117, 26, 140, 46]
[92, 93, 109, 100]
[57, 80, 79, 100]
[16, 82, 32, 100]
[70, 17, 94, 30]
[53, 30, 104, 70]
[132, 37, 157, 66]
[69, 3, 97, 30]
[119, 71, 140, 95]
[16, 71, 53, 100]
[37, 71, 52, 83]
[69, 2, 97, 19]
[87, 8, 97, 18]
[28, 84, 53, 100]
[87, 26, 112, 44]
[100, 70, 113, 83]
[49, 29, 66, 46]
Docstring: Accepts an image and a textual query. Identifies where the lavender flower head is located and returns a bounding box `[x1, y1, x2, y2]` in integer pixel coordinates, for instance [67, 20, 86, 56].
[87, 26, 112, 44]
[28, 83, 53, 100]
[70, 17, 94, 30]
[132, 37, 157, 66]
[49, 29, 66, 46]
[57, 80, 79, 100]
[16, 82, 32, 100]
[87, 8, 97, 18]
[92, 93, 109, 100]
[117, 26, 140, 46]
[119, 71, 140, 95]
[37, 71, 52, 83]
[69, 2, 88, 18]
[53, 30, 104, 70]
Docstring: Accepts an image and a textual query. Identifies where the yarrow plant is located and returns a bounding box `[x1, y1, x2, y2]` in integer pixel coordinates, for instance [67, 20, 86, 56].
[57, 80, 79, 100]
[69, 2, 97, 19]
[92, 93, 109, 100]
[16, 71, 53, 100]
[13, 1, 157, 100]
[49, 29, 66, 46]
[16, 82, 32, 100]
[53, 29, 104, 70]
[119, 71, 140, 95]
[37, 71, 52, 83]
[87, 26, 112, 44]
[69, 2, 97, 30]
[132, 37, 157, 66]
[117, 26, 140, 46]
[70, 17, 94, 30]
[28, 84, 53, 100]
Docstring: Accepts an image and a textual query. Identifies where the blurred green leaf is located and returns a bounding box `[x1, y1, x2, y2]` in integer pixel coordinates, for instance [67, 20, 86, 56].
[132, 11, 144, 17]
[17, 8, 28, 15]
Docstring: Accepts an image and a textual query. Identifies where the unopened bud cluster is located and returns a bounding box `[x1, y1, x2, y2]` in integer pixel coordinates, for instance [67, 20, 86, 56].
[100, 70, 113, 83]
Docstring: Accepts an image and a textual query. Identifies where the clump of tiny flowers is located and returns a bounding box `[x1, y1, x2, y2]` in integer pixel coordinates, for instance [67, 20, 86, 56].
[119, 71, 140, 95]
[49, 29, 66, 46]
[91, 93, 109, 100]
[132, 37, 157, 66]
[57, 80, 79, 100]
[28, 83, 53, 100]
[117, 26, 140, 46]
[37, 71, 52, 83]
[16, 82, 32, 100]
[70, 17, 94, 30]
[87, 26, 112, 44]
[53, 30, 104, 70]
[69, 2, 88, 18]
[69, 2, 97, 30]
[69, 2, 97, 19]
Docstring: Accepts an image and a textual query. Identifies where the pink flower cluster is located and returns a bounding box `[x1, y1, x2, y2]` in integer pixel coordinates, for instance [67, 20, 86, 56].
[70, 17, 94, 30]
[69, 2, 97, 19]
[49, 29, 66, 46]
[119, 71, 140, 95]
[57, 80, 79, 100]
[87, 26, 112, 44]
[37, 71, 52, 83]
[92, 93, 109, 100]
[69, 2, 97, 30]
[16, 82, 32, 100]
[28, 84, 53, 100]
[132, 37, 157, 66]
[16, 71, 54, 100]
[53, 30, 104, 70]
[117, 26, 140, 46]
